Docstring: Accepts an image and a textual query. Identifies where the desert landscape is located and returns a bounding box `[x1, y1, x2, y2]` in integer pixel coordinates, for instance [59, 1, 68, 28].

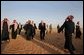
[1, 1, 83, 54]
[1, 28, 83, 54]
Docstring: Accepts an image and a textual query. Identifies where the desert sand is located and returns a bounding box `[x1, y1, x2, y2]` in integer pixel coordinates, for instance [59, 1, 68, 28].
[1, 28, 83, 54]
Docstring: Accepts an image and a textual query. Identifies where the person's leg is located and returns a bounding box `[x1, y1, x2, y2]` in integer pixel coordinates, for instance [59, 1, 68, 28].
[14, 30, 17, 39]
[13, 31, 15, 39]
[19, 29, 20, 34]
[41, 31, 43, 40]
[20, 29, 22, 33]
[26, 30, 30, 40]
[25, 31, 27, 35]
[69, 50, 75, 54]
[68, 36, 75, 54]
[32, 29, 35, 39]
[40, 30, 42, 40]
[32, 33, 34, 39]
[75, 31, 77, 38]
[12, 31, 15, 39]
[43, 31, 45, 40]
[64, 36, 70, 49]
[34, 29, 35, 35]
[7, 31, 10, 41]
[1, 30, 6, 41]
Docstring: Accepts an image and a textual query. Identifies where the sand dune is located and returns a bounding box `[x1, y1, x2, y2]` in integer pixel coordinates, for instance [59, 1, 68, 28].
[1, 28, 83, 54]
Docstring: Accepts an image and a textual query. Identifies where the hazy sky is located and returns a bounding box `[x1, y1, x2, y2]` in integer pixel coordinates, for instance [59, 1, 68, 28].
[1, 1, 83, 28]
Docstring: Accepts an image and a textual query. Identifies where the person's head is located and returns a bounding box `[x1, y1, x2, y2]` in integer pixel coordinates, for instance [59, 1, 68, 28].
[13, 20, 16, 23]
[4, 18, 8, 22]
[67, 15, 74, 21]
[32, 20, 34, 24]
[41, 20, 44, 23]
[28, 20, 31, 24]
[32, 20, 34, 22]
[77, 21, 80, 25]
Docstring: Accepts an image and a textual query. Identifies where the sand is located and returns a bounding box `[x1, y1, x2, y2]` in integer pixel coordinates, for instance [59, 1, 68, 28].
[1, 28, 83, 54]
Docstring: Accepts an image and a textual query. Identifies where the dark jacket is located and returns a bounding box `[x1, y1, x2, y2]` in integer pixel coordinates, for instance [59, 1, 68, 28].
[39, 23, 46, 31]
[58, 21, 75, 36]
[23, 24, 27, 31]
[23, 23, 33, 36]
[10, 24, 14, 32]
[76, 25, 81, 38]
[2, 22, 9, 41]
[10, 24, 18, 39]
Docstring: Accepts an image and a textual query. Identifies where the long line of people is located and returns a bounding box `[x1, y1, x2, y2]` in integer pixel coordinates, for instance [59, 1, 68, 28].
[23, 20, 46, 40]
[1, 19, 23, 42]
[1, 15, 82, 54]
[1, 17, 82, 41]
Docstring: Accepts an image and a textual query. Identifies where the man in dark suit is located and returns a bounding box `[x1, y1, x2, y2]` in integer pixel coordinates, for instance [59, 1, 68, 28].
[57, 24, 60, 33]
[1, 18, 10, 42]
[10, 20, 18, 39]
[39, 20, 46, 40]
[58, 15, 75, 54]
[75, 21, 81, 39]
[23, 22, 28, 35]
[49, 24, 52, 34]
[31, 21, 37, 39]
[23, 20, 33, 40]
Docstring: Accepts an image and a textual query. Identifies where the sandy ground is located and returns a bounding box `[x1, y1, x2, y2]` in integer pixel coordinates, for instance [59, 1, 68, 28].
[1, 29, 83, 54]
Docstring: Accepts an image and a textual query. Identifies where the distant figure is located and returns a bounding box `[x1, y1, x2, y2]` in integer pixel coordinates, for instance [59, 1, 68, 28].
[57, 24, 60, 33]
[75, 21, 81, 39]
[49, 24, 52, 34]
[31, 21, 37, 39]
[23, 20, 33, 40]
[34, 23, 37, 35]
[46, 24, 48, 34]
[1, 18, 10, 42]
[18, 23, 22, 34]
[58, 15, 75, 54]
[39, 20, 46, 40]
[10, 20, 18, 39]
[57, 24, 63, 33]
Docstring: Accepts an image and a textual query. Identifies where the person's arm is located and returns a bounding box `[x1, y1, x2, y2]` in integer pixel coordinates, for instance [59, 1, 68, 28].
[44, 23, 46, 30]
[73, 22, 75, 33]
[38, 23, 41, 30]
[35, 24, 37, 29]
[23, 24, 26, 31]
[58, 21, 65, 33]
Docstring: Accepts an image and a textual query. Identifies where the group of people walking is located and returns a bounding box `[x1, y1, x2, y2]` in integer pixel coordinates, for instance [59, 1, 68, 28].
[1, 15, 82, 54]
[1, 19, 23, 41]
[23, 20, 37, 40]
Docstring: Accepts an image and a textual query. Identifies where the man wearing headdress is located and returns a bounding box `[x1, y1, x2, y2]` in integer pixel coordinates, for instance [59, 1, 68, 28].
[39, 20, 46, 40]
[23, 20, 33, 40]
[18, 23, 22, 34]
[75, 21, 81, 39]
[1, 18, 10, 42]
[49, 24, 52, 34]
[58, 15, 75, 54]
[10, 20, 18, 39]
[31, 21, 37, 39]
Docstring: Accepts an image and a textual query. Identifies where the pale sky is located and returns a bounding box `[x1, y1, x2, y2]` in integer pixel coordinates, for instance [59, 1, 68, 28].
[1, 1, 83, 28]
